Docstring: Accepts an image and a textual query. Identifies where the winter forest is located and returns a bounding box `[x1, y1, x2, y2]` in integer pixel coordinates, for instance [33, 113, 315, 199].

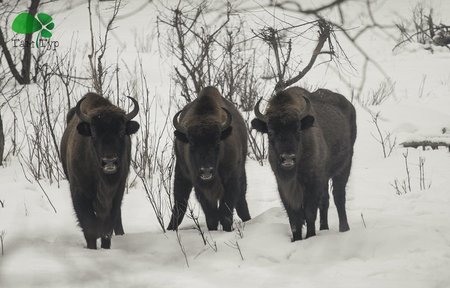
[1, 0, 450, 287]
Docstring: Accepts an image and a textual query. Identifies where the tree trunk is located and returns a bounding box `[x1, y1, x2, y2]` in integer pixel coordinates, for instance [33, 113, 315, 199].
[21, 0, 41, 84]
[0, 0, 40, 85]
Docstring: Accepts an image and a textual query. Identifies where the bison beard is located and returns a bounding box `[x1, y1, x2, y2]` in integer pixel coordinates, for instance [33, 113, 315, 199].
[167, 86, 251, 232]
[252, 87, 356, 242]
[60, 93, 139, 249]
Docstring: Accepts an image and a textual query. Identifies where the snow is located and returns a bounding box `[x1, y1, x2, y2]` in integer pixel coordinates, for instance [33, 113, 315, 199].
[2, 0, 450, 287]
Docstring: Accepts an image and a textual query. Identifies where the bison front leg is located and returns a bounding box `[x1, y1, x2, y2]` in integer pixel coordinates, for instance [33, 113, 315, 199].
[319, 182, 330, 231]
[304, 184, 321, 239]
[286, 207, 304, 242]
[235, 171, 251, 222]
[196, 192, 219, 231]
[72, 192, 99, 249]
[219, 177, 242, 231]
[167, 164, 193, 230]
[280, 196, 304, 241]
[114, 208, 124, 235]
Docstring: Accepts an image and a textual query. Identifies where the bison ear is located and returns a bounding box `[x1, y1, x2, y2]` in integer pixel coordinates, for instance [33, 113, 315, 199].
[174, 131, 189, 143]
[220, 126, 233, 140]
[301, 115, 314, 130]
[126, 121, 140, 135]
[251, 118, 268, 134]
[77, 122, 91, 136]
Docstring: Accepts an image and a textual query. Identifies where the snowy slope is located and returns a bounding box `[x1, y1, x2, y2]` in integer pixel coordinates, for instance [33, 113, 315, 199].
[1, 0, 450, 287]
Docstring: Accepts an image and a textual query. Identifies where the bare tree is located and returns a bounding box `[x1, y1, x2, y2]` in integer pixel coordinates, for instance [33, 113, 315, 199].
[254, 19, 335, 93]
[87, 0, 122, 97]
[0, 0, 40, 85]
[257, 0, 397, 98]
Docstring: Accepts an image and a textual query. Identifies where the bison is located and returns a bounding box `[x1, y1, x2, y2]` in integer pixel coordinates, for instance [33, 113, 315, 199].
[167, 86, 251, 232]
[61, 93, 140, 249]
[251, 87, 356, 241]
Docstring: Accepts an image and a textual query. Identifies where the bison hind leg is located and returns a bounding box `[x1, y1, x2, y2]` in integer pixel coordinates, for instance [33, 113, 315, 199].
[236, 171, 251, 222]
[114, 209, 125, 235]
[319, 181, 330, 230]
[332, 161, 352, 232]
[236, 198, 251, 222]
[101, 235, 111, 249]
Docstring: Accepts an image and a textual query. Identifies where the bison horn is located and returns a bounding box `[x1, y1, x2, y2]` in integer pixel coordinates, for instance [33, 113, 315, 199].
[125, 97, 139, 120]
[75, 97, 91, 123]
[172, 110, 187, 135]
[221, 107, 232, 131]
[300, 96, 311, 117]
[254, 98, 268, 123]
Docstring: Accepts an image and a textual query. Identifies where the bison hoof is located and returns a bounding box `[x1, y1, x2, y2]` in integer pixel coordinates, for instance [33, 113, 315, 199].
[339, 223, 350, 232]
[85, 237, 97, 249]
[320, 223, 329, 230]
[101, 237, 111, 249]
[291, 232, 302, 242]
[207, 222, 218, 231]
[167, 219, 180, 231]
[222, 225, 232, 232]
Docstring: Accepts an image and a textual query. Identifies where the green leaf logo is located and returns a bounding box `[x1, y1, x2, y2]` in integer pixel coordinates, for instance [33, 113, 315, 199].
[12, 12, 55, 47]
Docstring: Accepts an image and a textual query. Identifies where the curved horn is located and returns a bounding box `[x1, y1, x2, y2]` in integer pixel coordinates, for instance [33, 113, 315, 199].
[75, 97, 91, 123]
[172, 110, 187, 134]
[300, 96, 312, 117]
[125, 96, 139, 120]
[254, 98, 268, 123]
[221, 107, 232, 131]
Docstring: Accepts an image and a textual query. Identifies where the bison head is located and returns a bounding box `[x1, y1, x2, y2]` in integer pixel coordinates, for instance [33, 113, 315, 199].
[251, 95, 314, 176]
[173, 108, 232, 184]
[75, 97, 140, 174]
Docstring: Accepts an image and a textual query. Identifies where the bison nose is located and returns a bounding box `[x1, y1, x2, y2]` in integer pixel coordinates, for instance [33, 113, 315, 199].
[101, 157, 119, 174]
[199, 166, 214, 181]
[280, 153, 296, 169]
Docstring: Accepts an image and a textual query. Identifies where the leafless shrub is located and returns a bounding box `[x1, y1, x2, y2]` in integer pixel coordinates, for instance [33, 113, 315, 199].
[254, 19, 337, 93]
[87, 0, 122, 97]
[246, 112, 267, 165]
[359, 79, 395, 106]
[225, 240, 244, 261]
[391, 150, 413, 195]
[0, 79, 24, 161]
[371, 112, 397, 158]
[0, 230, 5, 256]
[157, 1, 263, 111]
[175, 228, 189, 268]
[186, 203, 207, 245]
[133, 114, 174, 233]
[233, 219, 245, 239]
[361, 213, 366, 228]
[391, 178, 409, 195]
[129, 61, 175, 233]
[419, 156, 425, 190]
[394, 2, 450, 51]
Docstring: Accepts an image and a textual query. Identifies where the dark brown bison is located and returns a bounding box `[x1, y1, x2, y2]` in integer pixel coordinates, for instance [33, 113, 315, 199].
[251, 87, 356, 241]
[167, 86, 251, 231]
[61, 93, 140, 249]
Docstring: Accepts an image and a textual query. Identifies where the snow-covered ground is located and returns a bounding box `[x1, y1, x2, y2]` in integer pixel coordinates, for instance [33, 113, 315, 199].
[1, 0, 450, 287]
